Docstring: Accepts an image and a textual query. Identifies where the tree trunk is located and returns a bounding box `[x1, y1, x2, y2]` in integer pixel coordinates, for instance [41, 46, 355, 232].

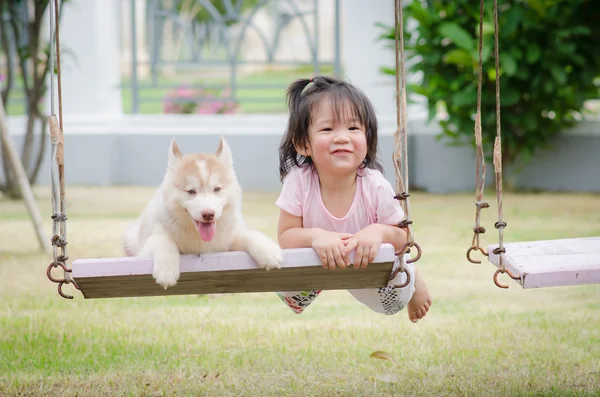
[1, 0, 68, 198]
[21, 102, 36, 176]
[30, 113, 47, 183]
[0, 14, 16, 193]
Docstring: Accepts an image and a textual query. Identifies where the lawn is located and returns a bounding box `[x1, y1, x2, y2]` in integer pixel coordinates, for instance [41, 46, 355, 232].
[121, 65, 333, 114]
[1, 186, 599, 396]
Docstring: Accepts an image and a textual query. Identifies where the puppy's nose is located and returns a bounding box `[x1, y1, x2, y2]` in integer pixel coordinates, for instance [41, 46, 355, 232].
[202, 210, 215, 222]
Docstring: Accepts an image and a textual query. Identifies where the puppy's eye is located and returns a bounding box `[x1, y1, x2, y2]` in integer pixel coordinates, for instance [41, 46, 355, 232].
[213, 187, 221, 193]
[187, 189, 196, 195]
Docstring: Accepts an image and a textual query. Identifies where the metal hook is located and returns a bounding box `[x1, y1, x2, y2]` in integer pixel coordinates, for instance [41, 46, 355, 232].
[395, 242, 422, 264]
[390, 242, 421, 288]
[57, 282, 74, 299]
[406, 242, 422, 264]
[493, 268, 520, 289]
[47, 261, 79, 299]
[46, 261, 70, 283]
[393, 267, 411, 289]
[466, 246, 488, 264]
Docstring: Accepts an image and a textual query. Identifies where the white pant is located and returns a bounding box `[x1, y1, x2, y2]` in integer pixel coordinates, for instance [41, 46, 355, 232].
[276, 255, 416, 315]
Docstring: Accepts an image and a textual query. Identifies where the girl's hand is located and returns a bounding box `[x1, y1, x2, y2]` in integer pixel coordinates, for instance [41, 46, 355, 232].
[343, 225, 384, 268]
[311, 231, 354, 270]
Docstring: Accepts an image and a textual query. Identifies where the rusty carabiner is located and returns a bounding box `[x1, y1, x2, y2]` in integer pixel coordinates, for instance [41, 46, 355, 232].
[466, 246, 488, 264]
[493, 268, 521, 289]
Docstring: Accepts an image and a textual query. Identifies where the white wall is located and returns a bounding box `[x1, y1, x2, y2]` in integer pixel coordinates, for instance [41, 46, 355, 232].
[58, 0, 123, 120]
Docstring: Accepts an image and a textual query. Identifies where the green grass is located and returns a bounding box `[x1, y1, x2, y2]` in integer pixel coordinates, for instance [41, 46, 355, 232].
[1, 186, 599, 396]
[121, 65, 333, 114]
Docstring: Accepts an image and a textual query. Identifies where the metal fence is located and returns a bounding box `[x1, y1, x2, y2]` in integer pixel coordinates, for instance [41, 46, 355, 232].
[126, 0, 341, 114]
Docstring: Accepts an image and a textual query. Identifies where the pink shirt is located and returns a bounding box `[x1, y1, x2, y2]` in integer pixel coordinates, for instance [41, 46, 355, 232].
[275, 164, 404, 233]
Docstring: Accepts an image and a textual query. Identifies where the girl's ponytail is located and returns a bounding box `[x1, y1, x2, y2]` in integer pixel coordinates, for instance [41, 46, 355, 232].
[285, 78, 312, 118]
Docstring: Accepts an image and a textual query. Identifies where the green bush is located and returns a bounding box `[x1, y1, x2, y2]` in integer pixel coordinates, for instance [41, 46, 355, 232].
[379, 0, 600, 169]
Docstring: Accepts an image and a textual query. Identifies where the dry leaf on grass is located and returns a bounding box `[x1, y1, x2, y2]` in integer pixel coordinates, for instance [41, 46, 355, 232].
[370, 350, 398, 365]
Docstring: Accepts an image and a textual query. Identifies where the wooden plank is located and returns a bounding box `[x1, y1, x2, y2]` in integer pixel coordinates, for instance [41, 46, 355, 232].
[72, 244, 398, 299]
[487, 237, 600, 289]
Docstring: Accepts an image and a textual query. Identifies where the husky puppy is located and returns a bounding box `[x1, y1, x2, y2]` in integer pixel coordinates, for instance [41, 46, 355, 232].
[124, 136, 283, 289]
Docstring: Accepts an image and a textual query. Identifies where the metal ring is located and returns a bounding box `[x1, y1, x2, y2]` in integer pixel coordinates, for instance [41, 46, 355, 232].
[394, 192, 410, 200]
[473, 226, 486, 234]
[493, 246, 506, 255]
[398, 219, 413, 227]
[494, 221, 507, 229]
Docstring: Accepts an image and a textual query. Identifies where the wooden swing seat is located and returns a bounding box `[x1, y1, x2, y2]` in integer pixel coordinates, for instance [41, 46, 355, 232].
[487, 237, 600, 289]
[71, 244, 398, 299]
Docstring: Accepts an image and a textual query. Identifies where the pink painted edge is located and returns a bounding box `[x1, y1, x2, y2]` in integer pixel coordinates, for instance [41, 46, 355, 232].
[523, 269, 600, 288]
[72, 244, 396, 279]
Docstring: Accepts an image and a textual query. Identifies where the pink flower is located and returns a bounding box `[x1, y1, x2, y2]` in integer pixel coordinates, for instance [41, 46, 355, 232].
[175, 85, 195, 98]
[164, 85, 239, 115]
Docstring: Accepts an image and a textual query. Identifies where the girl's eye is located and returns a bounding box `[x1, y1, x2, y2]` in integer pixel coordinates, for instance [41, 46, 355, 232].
[187, 189, 196, 195]
[214, 187, 221, 193]
[349, 126, 360, 131]
[320, 128, 333, 132]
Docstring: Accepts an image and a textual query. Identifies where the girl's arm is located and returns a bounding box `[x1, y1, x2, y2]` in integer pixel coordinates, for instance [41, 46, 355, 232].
[278, 209, 354, 269]
[370, 223, 409, 253]
[277, 209, 328, 249]
[341, 224, 409, 268]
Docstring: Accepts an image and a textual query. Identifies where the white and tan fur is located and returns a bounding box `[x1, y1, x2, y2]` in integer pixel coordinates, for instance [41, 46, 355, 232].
[123, 136, 282, 289]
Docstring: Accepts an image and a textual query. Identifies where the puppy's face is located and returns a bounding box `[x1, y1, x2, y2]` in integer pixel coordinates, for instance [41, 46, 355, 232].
[164, 138, 237, 241]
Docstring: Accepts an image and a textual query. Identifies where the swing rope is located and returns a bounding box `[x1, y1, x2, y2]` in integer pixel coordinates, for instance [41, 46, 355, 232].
[46, 0, 78, 299]
[466, 0, 519, 288]
[490, 0, 519, 288]
[389, 0, 421, 289]
[467, 0, 490, 265]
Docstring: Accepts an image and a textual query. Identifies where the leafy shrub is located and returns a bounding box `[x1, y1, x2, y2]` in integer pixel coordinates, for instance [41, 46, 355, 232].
[379, 0, 600, 168]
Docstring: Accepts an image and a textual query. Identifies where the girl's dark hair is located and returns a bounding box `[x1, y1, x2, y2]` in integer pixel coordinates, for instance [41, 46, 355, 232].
[278, 75, 383, 181]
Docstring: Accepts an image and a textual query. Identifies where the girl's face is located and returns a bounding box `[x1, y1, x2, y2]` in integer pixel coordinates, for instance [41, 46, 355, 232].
[297, 99, 368, 178]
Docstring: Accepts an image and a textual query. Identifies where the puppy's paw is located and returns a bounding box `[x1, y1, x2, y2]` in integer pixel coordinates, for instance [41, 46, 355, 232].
[152, 253, 181, 289]
[249, 238, 283, 271]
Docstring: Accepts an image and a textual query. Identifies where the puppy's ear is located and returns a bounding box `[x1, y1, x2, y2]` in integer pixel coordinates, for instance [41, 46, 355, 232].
[216, 136, 233, 166]
[168, 139, 182, 169]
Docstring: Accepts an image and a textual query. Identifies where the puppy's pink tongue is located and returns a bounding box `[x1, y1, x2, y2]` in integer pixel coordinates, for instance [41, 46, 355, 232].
[197, 222, 216, 242]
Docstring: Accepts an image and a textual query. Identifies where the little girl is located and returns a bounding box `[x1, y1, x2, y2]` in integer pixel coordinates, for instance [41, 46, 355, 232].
[275, 76, 432, 322]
